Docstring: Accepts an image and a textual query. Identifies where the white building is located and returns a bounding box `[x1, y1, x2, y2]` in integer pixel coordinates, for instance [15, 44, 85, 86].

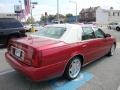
[96, 7, 120, 25]
[0, 13, 17, 19]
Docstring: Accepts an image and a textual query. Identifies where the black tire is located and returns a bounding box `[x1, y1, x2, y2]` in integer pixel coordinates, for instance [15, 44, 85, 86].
[64, 57, 81, 80]
[107, 44, 116, 56]
[116, 27, 120, 31]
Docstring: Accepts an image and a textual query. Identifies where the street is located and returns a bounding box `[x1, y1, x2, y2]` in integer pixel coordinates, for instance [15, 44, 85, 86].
[0, 28, 120, 90]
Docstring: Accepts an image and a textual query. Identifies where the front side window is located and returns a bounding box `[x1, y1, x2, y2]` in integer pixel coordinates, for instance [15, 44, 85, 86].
[33, 27, 66, 39]
[94, 28, 105, 38]
[82, 27, 95, 40]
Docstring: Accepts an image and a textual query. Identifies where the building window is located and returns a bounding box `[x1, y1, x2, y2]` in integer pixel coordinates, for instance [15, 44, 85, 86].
[118, 12, 119, 16]
[113, 12, 115, 16]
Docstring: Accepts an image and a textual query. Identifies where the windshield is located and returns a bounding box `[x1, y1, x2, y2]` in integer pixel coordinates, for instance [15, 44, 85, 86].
[0, 18, 23, 29]
[33, 27, 66, 39]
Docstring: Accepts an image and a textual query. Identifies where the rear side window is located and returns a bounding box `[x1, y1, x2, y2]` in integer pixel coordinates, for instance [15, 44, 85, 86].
[33, 27, 66, 39]
[0, 18, 23, 29]
[94, 28, 105, 38]
[82, 27, 95, 40]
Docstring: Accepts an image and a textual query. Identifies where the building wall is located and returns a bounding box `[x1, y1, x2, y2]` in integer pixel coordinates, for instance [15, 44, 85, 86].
[108, 10, 120, 23]
[96, 8, 109, 25]
[79, 7, 120, 26]
[96, 7, 120, 25]
[79, 7, 99, 22]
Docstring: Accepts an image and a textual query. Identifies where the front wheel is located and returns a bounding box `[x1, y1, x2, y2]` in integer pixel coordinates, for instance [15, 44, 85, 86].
[64, 57, 81, 80]
[107, 44, 116, 56]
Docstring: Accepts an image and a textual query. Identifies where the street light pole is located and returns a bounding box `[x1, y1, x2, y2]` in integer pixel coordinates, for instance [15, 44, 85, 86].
[30, 1, 37, 32]
[69, 1, 78, 23]
[57, 0, 60, 23]
[75, 2, 78, 23]
[30, 4, 33, 25]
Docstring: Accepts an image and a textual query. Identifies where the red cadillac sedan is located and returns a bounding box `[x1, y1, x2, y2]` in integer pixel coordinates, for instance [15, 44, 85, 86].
[5, 24, 116, 81]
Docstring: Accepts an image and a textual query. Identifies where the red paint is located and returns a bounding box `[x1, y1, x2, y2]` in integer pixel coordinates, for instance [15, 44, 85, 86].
[5, 36, 116, 81]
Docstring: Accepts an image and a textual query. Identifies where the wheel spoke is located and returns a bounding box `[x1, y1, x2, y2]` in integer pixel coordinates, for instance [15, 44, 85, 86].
[69, 59, 81, 78]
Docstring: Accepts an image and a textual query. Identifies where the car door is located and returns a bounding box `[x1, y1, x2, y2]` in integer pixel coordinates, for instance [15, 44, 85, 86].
[80, 27, 101, 64]
[94, 28, 112, 56]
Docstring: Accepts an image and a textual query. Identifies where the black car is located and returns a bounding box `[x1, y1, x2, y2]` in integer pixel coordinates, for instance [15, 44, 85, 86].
[0, 18, 26, 45]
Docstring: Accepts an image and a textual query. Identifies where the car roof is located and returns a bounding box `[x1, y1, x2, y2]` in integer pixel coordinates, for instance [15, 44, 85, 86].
[0, 18, 19, 22]
[45, 24, 96, 30]
[46, 24, 80, 28]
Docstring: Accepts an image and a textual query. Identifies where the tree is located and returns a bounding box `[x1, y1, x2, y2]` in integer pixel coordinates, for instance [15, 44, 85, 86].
[40, 15, 46, 21]
[65, 13, 73, 18]
[40, 14, 65, 23]
[26, 17, 35, 24]
[26, 17, 31, 24]
[54, 14, 65, 19]
[48, 15, 55, 22]
[64, 13, 73, 22]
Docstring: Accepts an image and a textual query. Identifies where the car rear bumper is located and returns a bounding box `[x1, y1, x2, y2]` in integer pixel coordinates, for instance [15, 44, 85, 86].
[5, 52, 66, 81]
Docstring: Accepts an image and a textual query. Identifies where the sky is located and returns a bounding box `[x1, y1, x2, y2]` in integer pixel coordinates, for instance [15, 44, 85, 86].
[0, 0, 120, 20]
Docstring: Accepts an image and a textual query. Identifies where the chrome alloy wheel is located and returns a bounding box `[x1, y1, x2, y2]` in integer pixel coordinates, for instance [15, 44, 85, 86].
[68, 58, 81, 79]
[110, 44, 115, 55]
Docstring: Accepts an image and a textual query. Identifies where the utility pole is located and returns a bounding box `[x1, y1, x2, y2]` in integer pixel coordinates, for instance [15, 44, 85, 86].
[57, 0, 60, 24]
[19, 0, 22, 21]
[69, 0, 78, 23]
[30, 1, 38, 32]
[75, 2, 78, 23]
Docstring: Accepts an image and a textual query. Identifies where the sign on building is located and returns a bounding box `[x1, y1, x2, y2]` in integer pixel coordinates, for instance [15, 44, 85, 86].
[14, 5, 22, 13]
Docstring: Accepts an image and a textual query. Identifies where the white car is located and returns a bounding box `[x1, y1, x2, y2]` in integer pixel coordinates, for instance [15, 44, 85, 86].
[108, 22, 120, 31]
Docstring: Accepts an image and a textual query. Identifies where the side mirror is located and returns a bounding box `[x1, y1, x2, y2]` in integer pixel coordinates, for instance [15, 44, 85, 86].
[105, 34, 111, 38]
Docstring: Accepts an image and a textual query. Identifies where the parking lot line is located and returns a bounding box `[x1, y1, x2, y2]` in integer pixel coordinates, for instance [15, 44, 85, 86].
[0, 69, 15, 76]
[50, 72, 93, 90]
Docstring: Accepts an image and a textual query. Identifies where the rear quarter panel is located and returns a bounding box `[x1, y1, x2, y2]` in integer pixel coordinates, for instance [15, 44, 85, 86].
[39, 42, 85, 76]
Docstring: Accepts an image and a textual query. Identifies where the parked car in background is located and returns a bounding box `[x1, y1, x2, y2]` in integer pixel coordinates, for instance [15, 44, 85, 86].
[31, 24, 43, 31]
[24, 24, 43, 32]
[108, 22, 120, 31]
[5, 24, 116, 81]
[0, 18, 26, 45]
[24, 24, 31, 32]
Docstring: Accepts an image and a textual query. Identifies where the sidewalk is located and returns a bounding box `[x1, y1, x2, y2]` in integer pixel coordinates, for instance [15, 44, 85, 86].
[0, 49, 12, 72]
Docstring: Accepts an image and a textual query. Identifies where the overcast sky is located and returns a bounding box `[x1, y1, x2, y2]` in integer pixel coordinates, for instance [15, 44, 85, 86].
[0, 0, 120, 20]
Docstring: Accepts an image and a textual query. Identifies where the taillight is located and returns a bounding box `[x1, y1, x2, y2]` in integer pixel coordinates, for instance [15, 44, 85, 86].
[24, 46, 34, 65]
[32, 50, 42, 67]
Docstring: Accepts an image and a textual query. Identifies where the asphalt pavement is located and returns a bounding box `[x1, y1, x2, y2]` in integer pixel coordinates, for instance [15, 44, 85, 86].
[0, 28, 120, 90]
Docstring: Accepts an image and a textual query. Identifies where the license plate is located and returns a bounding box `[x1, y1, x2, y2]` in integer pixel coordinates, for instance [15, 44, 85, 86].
[15, 49, 22, 58]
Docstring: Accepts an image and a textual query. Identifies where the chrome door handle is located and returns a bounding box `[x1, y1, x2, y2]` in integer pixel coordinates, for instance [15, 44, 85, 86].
[82, 45, 87, 47]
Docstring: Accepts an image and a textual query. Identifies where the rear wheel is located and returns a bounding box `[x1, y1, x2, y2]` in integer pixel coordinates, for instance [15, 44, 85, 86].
[64, 57, 81, 80]
[107, 44, 116, 56]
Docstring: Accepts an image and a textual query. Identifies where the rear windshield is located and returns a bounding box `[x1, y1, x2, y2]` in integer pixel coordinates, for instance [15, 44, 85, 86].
[33, 27, 66, 39]
[0, 18, 23, 29]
